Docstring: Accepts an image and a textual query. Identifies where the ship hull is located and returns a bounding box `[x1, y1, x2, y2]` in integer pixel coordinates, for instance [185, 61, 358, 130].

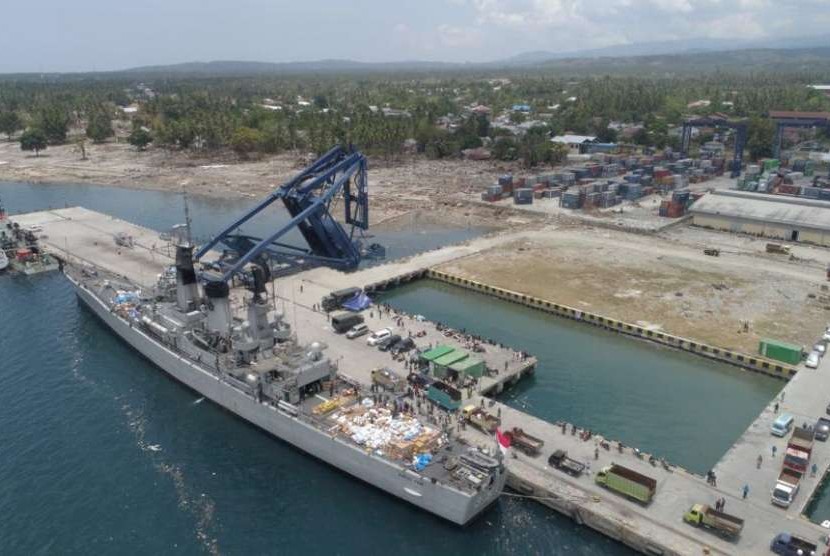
[68, 275, 503, 525]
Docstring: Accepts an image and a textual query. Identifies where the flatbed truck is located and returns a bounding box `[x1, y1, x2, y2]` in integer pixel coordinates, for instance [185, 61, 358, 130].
[683, 503, 744, 539]
[595, 464, 657, 504]
[770, 532, 818, 555]
[548, 449, 586, 477]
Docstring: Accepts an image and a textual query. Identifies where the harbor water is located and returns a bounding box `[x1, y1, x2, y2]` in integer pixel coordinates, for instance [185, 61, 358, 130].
[0, 182, 631, 554]
[380, 280, 782, 474]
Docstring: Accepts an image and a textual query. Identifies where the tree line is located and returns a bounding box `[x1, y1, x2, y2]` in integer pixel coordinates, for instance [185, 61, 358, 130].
[0, 71, 827, 164]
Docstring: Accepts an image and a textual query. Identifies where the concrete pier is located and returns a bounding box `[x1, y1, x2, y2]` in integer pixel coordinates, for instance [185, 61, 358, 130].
[14, 206, 830, 555]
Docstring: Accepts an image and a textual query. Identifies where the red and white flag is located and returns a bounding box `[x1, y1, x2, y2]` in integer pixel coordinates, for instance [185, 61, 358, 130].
[495, 427, 511, 456]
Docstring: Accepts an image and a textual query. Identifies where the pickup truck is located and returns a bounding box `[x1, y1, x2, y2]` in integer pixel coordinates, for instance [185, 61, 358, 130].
[548, 449, 586, 477]
[683, 503, 744, 539]
[595, 464, 657, 504]
[815, 417, 830, 441]
[772, 468, 802, 508]
[504, 427, 544, 457]
[770, 532, 818, 555]
[461, 405, 501, 434]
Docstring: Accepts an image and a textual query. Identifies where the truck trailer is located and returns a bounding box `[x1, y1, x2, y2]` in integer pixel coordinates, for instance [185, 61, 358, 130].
[595, 464, 657, 504]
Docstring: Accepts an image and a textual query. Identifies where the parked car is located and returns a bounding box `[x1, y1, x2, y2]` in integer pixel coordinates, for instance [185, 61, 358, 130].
[378, 334, 402, 351]
[814, 343, 826, 355]
[390, 337, 416, 354]
[823, 330, 830, 343]
[346, 323, 369, 339]
[806, 351, 821, 369]
[367, 328, 392, 346]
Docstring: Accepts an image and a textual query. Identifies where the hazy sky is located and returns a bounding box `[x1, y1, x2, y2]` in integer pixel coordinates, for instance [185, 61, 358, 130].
[1, 0, 829, 72]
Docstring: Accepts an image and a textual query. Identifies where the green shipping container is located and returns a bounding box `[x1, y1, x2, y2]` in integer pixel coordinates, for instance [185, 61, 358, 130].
[427, 383, 461, 411]
[763, 159, 780, 172]
[759, 339, 802, 365]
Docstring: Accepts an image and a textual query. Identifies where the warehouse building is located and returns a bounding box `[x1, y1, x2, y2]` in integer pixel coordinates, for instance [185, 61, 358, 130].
[689, 190, 830, 245]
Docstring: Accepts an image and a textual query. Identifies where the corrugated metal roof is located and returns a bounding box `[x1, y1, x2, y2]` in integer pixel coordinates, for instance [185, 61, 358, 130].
[690, 190, 830, 232]
[420, 345, 454, 362]
[433, 351, 469, 367]
[449, 357, 484, 372]
[551, 135, 597, 144]
[768, 110, 830, 121]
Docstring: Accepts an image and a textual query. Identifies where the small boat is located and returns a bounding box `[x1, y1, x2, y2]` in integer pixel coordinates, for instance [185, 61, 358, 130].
[0, 249, 8, 271]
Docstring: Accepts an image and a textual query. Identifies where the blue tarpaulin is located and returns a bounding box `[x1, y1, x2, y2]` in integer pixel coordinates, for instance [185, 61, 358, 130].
[413, 453, 433, 471]
[342, 291, 371, 311]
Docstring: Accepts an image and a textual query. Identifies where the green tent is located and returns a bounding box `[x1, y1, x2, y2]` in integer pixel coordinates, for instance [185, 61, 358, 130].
[432, 351, 469, 378]
[420, 345, 455, 362]
[449, 357, 485, 378]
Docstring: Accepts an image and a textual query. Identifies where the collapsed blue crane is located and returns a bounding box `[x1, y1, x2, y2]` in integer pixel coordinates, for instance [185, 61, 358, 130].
[195, 145, 370, 282]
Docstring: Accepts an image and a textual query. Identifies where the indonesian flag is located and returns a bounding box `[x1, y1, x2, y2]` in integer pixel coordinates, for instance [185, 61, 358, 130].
[495, 427, 511, 456]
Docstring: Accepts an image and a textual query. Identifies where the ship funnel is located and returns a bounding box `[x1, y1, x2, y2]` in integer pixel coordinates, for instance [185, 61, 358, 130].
[204, 280, 231, 335]
[175, 244, 200, 312]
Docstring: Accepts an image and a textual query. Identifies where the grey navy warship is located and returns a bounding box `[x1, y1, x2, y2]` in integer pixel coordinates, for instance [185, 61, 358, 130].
[64, 237, 506, 525]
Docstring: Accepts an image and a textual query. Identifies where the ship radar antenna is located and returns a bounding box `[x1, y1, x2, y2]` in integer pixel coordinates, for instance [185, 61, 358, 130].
[182, 187, 193, 247]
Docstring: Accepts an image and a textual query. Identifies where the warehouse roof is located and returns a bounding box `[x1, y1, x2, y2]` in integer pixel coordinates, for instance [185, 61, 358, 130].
[551, 135, 597, 145]
[690, 190, 830, 232]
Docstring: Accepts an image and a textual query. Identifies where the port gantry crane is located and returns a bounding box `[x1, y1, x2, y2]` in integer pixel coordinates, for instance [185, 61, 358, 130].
[680, 115, 747, 178]
[194, 145, 374, 282]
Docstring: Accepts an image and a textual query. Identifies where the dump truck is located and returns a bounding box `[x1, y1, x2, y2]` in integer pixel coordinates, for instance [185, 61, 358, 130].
[683, 503, 744, 539]
[504, 427, 544, 457]
[771, 468, 802, 508]
[595, 464, 657, 504]
[770, 532, 818, 555]
[784, 427, 815, 473]
[548, 449, 586, 477]
[321, 287, 361, 312]
[461, 405, 501, 434]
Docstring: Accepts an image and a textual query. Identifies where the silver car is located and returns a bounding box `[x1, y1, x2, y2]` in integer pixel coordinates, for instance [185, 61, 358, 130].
[806, 351, 821, 369]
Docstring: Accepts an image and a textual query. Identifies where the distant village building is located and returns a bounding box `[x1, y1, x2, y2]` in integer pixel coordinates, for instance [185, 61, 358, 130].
[687, 100, 712, 109]
[470, 105, 491, 116]
[808, 85, 830, 98]
[551, 134, 598, 154]
[381, 107, 411, 118]
[511, 104, 531, 113]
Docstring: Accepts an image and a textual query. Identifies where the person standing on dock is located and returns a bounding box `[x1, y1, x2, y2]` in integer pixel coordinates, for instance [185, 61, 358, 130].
[742, 484, 749, 499]
[757, 454, 763, 469]
[772, 445, 777, 458]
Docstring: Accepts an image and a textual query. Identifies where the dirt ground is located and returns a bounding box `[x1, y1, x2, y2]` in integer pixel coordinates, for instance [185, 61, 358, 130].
[0, 139, 526, 228]
[436, 226, 830, 355]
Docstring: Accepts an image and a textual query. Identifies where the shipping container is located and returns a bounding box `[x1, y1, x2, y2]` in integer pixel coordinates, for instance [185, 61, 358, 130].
[759, 339, 802, 365]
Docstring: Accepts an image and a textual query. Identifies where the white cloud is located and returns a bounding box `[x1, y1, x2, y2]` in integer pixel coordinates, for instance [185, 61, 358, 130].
[437, 24, 484, 48]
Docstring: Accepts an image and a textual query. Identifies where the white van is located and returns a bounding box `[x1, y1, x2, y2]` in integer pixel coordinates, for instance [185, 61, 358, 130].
[771, 413, 794, 437]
